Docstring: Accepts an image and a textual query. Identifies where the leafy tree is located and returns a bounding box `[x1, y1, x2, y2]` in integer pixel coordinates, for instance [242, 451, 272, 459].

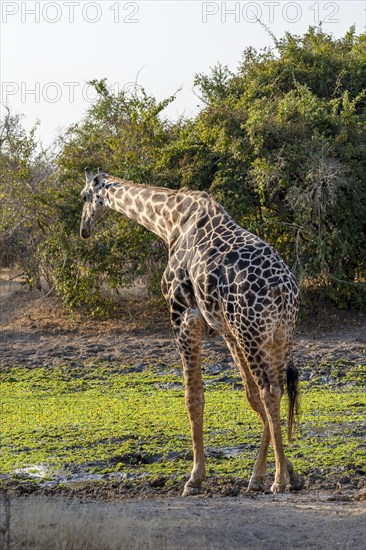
[165, 27, 366, 306]
[0, 107, 54, 285]
[1, 28, 365, 311]
[40, 82, 175, 314]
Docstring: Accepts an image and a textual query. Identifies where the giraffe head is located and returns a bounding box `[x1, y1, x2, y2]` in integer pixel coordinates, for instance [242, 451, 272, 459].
[80, 168, 109, 239]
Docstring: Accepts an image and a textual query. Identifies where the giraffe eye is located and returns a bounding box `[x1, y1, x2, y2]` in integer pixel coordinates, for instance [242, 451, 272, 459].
[83, 195, 87, 202]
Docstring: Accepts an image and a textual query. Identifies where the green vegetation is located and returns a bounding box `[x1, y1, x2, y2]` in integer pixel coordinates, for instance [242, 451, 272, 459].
[1, 27, 366, 314]
[1, 363, 365, 486]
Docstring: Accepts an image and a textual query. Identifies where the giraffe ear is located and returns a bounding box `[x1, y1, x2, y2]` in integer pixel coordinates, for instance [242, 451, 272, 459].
[85, 167, 93, 183]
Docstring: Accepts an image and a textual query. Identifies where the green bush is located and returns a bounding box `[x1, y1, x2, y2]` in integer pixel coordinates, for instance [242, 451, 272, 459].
[167, 27, 366, 306]
[1, 28, 365, 312]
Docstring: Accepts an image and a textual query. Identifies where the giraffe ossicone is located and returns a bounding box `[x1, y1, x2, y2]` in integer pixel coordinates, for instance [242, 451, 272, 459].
[80, 168, 302, 495]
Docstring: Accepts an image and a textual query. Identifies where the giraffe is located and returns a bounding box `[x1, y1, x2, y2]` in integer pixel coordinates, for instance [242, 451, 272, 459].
[80, 168, 301, 495]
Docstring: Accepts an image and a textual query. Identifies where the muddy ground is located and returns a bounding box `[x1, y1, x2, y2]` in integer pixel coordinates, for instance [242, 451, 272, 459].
[0, 271, 365, 548]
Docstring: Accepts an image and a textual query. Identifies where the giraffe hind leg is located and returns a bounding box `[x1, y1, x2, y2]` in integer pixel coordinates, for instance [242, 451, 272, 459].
[268, 327, 303, 491]
[228, 330, 300, 493]
[224, 336, 270, 492]
[254, 341, 294, 493]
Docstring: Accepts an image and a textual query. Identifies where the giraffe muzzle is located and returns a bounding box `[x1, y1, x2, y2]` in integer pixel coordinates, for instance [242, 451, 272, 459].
[80, 227, 91, 239]
[80, 212, 93, 239]
[80, 220, 93, 239]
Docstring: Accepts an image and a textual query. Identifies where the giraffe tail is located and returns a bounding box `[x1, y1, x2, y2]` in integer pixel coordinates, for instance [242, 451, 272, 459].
[286, 361, 300, 443]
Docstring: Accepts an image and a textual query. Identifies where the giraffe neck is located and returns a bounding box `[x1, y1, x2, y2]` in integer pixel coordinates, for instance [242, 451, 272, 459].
[100, 177, 202, 245]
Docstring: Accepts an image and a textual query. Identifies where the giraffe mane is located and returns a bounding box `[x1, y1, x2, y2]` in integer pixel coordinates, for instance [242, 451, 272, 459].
[104, 175, 211, 200]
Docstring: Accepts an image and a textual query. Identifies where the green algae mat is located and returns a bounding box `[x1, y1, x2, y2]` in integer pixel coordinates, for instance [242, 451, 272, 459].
[1, 363, 365, 488]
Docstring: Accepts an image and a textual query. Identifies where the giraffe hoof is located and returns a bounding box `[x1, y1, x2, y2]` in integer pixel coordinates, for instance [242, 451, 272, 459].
[270, 482, 287, 494]
[288, 475, 304, 491]
[247, 480, 265, 492]
[182, 483, 204, 497]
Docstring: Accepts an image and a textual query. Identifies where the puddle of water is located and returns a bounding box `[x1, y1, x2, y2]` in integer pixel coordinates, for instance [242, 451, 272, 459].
[10, 465, 142, 487]
[14, 464, 49, 479]
[9, 444, 256, 486]
[308, 421, 366, 439]
[206, 445, 255, 459]
[221, 445, 255, 458]
[308, 427, 329, 437]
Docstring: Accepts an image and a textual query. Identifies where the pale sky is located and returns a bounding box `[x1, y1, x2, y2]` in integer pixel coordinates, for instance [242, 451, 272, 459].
[1, 1, 365, 147]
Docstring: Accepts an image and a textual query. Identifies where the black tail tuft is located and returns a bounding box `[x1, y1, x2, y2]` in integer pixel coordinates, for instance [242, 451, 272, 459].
[286, 361, 300, 443]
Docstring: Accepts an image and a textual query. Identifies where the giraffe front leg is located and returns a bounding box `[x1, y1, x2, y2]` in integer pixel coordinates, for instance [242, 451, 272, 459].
[242, 383, 271, 492]
[248, 425, 270, 492]
[173, 308, 206, 497]
[286, 457, 304, 491]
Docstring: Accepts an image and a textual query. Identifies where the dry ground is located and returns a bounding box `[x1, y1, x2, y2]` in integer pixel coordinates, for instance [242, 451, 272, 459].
[2, 492, 365, 550]
[1, 269, 365, 549]
[1, 270, 365, 372]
